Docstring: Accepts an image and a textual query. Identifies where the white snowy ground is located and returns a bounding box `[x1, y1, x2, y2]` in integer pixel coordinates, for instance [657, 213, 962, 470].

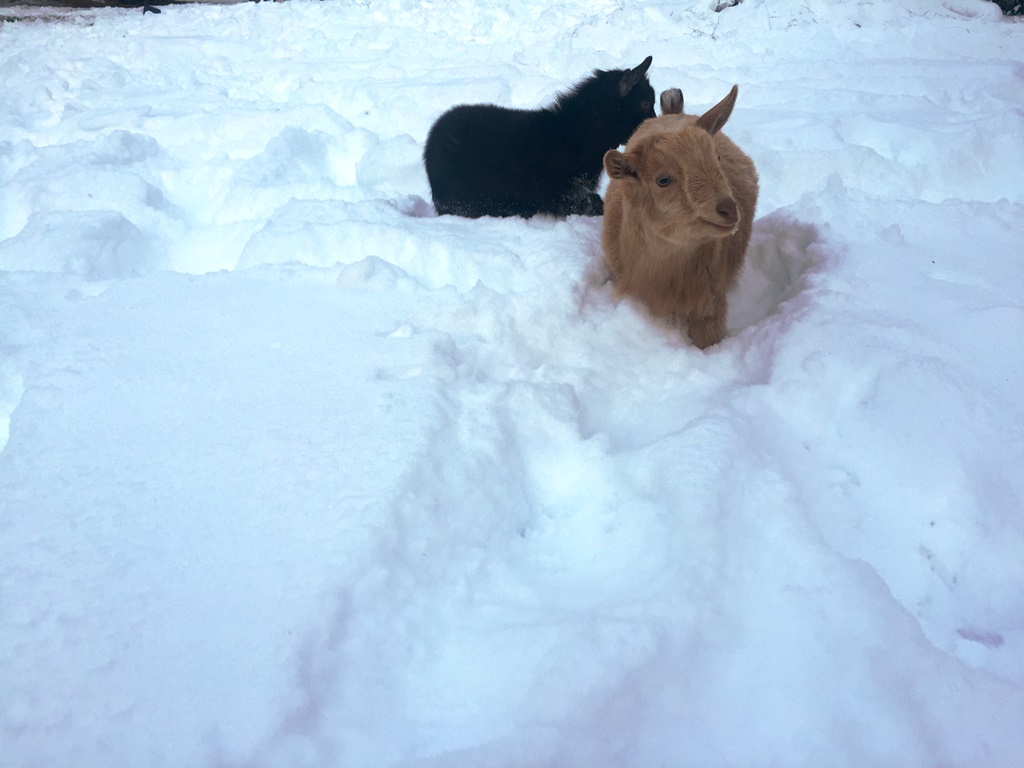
[2, 0, 1023, 766]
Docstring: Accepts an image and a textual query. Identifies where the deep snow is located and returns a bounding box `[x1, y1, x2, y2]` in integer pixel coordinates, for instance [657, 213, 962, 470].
[2, 1, 1023, 766]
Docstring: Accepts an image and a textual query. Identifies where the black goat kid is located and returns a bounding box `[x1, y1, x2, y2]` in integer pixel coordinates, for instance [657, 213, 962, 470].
[424, 57, 656, 219]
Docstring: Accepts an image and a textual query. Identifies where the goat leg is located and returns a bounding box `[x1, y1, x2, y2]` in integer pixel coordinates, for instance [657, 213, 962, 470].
[686, 311, 727, 349]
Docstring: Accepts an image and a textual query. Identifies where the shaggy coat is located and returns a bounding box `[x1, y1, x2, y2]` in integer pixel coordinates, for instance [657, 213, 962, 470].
[602, 85, 759, 349]
[424, 57, 656, 219]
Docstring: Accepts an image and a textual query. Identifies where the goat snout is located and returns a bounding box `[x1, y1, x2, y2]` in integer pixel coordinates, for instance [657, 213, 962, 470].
[715, 197, 739, 226]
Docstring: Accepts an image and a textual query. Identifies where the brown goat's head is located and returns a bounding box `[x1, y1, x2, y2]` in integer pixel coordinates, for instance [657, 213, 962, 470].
[604, 86, 741, 245]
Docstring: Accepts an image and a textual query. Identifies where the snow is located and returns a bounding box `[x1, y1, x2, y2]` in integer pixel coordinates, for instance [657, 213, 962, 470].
[1, 0, 1023, 766]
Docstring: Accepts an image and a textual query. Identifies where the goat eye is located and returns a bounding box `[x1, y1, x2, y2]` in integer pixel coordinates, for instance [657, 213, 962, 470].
[656, 175, 672, 187]
[640, 101, 651, 111]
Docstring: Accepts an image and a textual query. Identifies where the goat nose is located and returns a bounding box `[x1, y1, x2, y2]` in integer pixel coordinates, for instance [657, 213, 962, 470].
[716, 198, 738, 225]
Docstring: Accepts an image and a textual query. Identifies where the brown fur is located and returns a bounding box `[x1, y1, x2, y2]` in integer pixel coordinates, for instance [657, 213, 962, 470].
[602, 85, 759, 349]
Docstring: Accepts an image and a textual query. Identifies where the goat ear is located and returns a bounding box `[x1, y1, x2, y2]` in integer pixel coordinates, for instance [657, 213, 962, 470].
[695, 85, 738, 136]
[604, 149, 639, 180]
[618, 55, 653, 97]
[660, 88, 684, 115]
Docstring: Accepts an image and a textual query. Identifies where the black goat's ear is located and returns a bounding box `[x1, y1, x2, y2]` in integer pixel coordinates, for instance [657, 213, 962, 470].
[618, 55, 653, 97]
[695, 85, 738, 136]
[604, 150, 638, 180]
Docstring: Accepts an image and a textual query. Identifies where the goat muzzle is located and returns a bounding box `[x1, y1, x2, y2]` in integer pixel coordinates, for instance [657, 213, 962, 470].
[715, 197, 739, 227]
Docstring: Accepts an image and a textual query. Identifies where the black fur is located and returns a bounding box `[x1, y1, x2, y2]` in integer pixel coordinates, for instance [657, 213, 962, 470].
[423, 57, 656, 219]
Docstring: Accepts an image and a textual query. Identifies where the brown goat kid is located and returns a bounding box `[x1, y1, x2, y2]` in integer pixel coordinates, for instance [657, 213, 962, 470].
[602, 85, 759, 349]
